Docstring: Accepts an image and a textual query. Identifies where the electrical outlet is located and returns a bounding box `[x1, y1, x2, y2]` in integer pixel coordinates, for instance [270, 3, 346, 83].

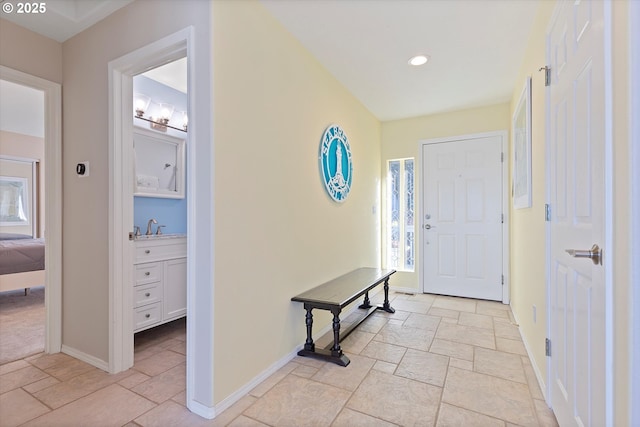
[532, 305, 537, 323]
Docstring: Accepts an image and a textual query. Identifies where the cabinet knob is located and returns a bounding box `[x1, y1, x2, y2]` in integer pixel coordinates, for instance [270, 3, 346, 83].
[145, 271, 150, 276]
[145, 250, 151, 254]
[145, 292, 151, 297]
[145, 313, 151, 319]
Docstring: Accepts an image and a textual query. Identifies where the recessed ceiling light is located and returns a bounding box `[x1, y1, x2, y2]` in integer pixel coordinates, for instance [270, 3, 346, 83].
[408, 55, 429, 66]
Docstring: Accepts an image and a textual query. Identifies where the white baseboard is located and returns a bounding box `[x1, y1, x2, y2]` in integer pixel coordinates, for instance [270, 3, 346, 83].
[188, 397, 216, 419]
[61, 344, 109, 372]
[510, 309, 548, 402]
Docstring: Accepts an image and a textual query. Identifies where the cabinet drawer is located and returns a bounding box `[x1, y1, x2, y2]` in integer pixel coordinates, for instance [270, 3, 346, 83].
[134, 303, 162, 331]
[135, 240, 186, 263]
[135, 263, 162, 285]
[134, 283, 161, 308]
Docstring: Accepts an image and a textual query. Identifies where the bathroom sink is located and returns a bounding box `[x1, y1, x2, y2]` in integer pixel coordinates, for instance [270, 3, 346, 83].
[135, 233, 186, 240]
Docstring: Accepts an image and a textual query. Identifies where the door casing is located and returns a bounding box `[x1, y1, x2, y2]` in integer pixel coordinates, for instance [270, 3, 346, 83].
[418, 130, 510, 303]
[0, 66, 62, 356]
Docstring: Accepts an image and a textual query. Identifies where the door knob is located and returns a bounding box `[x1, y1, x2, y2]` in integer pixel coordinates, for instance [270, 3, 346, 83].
[565, 244, 602, 265]
[424, 224, 435, 230]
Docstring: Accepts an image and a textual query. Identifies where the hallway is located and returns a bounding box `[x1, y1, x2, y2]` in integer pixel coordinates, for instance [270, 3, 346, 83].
[0, 293, 558, 426]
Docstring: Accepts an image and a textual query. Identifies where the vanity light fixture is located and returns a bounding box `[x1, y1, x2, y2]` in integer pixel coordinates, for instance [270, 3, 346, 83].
[408, 55, 429, 66]
[133, 94, 187, 133]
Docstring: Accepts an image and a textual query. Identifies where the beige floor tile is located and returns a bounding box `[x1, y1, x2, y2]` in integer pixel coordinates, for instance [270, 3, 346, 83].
[23, 384, 155, 427]
[119, 371, 152, 389]
[476, 304, 511, 319]
[374, 323, 435, 351]
[357, 315, 389, 334]
[474, 348, 527, 384]
[244, 374, 351, 427]
[131, 363, 186, 404]
[249, 361, 299, 397]
[332, 408, 397, 426]
[135, 400, 211, 427]
[22, 376, 60, 393]
[0, 388, 50, 427]
[522, 357, 545, 400]
[493, 318, 522, 340]
[0, 365, 49, 394]
[449, 358, 473, 370]
[0, 359, 30, 375]
[458, 312, 494, 330]
[435, 322, 496, 349]
[311, 353, 375, 391]
[429, 338, 474, 361]
[167, 340, 187, 355]
[40, 357, 95, 382]
[227, 415, 270, 426]
[395, 348, 449, 387]
[371, 360, 397, 374]
[406, 293, 437, 304]
[133, 349, 185, 377]
[428, 307, 460, 319]
[442, 367, 537, 426]
[372, 309, 410, 322]
[390, 299, 432, 314]
[403, 313, 441, 331]
[436, 402, 505, 427]
[209, 394, 257, 426]
[496, 337, 527, 356]
[432, 296, 477, 313]
[291, 364, 319, 378]
[346, 370, 441, 426]
[26, 352, 75, 370]
[33, 367, 134, 409]
[360, 340, 407, 364]
[171, 389, 186, 406]
[340, 330, 375, 354]
[534, 399, 559, 427]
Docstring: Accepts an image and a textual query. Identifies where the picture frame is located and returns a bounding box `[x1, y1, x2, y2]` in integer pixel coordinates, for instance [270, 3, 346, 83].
[512, 76, 532, 209]
[0, 176, 30, 226]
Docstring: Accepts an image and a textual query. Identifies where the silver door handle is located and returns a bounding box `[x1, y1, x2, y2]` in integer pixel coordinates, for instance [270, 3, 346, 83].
[424, 224, 435, 230]
[565, 244, 602, 265]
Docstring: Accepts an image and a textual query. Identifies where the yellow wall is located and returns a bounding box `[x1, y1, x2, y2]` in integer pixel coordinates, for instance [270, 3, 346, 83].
[380, 104, 510, 290]
[212, 0, 381, 403]
[508, 0, 555, 390]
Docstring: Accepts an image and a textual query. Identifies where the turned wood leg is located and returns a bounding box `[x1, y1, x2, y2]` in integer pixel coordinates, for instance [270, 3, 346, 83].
[303, 304, 315, 351]
[358, 291, 372, 309]
[330, 309, 343, 357]
[381, 278, 395, 313]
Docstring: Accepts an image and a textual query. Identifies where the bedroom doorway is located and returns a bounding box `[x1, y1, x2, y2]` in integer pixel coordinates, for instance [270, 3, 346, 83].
[0, 67, 63, 361]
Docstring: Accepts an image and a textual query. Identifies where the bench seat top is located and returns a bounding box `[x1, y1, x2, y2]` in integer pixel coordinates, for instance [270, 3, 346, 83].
[291, 267, 396, 309]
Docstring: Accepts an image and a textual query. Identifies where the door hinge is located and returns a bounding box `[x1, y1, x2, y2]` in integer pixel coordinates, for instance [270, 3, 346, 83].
[545, 204, 551, 221]
[539, 65, 551, 86]
[501, 213, 504, 224]
[501, 152, 504, 163]
[545, 338, 551, 357]
[501, 274, 504, 285]
[128, 232, 135, 241]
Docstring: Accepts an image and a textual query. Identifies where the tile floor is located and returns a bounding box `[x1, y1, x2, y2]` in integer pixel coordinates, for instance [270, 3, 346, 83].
[0, 293, 558, 426]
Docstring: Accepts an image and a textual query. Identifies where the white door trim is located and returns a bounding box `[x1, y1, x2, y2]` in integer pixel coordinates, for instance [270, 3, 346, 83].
[630, 0, 640, 424]
[0, 66, 62, 355]
[108, 27, 216, 418]
[544, 0, 614, 421]
[418, 130, 510, 303]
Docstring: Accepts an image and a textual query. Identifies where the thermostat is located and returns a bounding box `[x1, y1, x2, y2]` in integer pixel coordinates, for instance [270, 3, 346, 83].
[76, 162, 89, 177]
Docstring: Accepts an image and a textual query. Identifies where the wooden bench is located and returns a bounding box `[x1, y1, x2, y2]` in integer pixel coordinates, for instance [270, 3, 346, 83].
[291, 267, 396, 366]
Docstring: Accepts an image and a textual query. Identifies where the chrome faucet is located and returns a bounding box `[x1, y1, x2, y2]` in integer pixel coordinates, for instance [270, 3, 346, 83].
[146, 218, 158, 235]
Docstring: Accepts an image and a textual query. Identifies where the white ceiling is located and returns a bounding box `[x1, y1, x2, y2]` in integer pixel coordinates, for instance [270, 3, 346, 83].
[1, 0, 538, 123]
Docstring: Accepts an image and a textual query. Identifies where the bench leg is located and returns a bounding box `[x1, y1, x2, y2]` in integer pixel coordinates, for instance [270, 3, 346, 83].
[303, 305, 315, 352]
[330, 309, 343, 357]
[358, 291, 372, 309]
[381, 278, 395, 313]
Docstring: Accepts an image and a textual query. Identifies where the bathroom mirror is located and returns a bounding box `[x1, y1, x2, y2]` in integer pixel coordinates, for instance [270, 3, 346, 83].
[133, 128, 185, 199]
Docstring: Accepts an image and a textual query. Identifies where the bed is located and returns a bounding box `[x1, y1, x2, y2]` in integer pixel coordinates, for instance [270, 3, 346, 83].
[0, 233, 45, 294]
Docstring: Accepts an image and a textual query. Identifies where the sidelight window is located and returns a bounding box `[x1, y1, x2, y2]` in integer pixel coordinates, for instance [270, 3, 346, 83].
[386, 158, 415, 272]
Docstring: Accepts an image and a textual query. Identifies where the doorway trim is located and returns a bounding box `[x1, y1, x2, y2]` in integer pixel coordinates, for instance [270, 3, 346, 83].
[418, 130, 510, 303]
[108, 27, 216, 418]
[0, 66, 62, 354]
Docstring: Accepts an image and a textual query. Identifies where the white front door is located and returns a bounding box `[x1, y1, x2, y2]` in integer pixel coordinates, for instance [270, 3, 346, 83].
[421, 134, 504, 301]
[548, 0, 607, 425]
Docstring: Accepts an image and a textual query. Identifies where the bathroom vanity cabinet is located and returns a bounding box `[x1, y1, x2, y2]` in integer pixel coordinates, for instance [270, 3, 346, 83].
[133, 236, 186, 332]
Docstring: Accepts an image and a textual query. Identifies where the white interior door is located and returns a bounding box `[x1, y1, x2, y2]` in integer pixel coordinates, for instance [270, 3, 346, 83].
[421, 135, 503, 301]
[548, 0, 607, 425]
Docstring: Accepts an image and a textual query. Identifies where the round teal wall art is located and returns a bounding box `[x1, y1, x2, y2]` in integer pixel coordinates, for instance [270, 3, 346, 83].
[319, 124, 353, 202]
